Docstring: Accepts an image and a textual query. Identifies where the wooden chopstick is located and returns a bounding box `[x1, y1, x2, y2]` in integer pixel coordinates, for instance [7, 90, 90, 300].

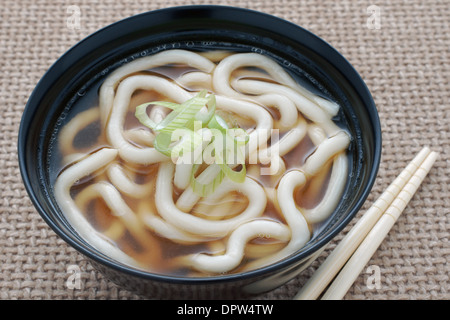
[295, 146, 438, 300]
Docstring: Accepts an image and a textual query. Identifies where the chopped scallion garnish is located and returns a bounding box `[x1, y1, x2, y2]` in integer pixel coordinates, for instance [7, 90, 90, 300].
[135, 91, 249, 196]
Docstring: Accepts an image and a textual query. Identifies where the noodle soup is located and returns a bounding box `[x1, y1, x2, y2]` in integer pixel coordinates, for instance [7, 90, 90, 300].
[50, 49, 350, 277]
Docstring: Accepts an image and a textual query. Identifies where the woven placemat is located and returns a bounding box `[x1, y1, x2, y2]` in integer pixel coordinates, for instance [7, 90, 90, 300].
[1, 0, 448, 300]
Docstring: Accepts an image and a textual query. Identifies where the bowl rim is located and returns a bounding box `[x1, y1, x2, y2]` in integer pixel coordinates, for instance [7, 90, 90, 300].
[18, 4, 382, 285]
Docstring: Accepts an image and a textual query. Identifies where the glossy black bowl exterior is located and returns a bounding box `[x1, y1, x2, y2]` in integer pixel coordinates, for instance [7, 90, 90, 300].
[18, 5, 381, 299]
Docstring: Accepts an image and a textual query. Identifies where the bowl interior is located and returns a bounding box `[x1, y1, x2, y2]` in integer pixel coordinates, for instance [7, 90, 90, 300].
[18, 5, 381, 283]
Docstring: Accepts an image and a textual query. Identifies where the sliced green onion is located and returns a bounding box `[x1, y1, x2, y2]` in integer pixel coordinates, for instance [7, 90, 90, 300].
[210, 128, 247, 165]
[190, 164, 225, 197]
[154, 129, 203, 159]
[214, 133, 247, 183]
[169, 129, 203, 160]
[219, 163, 246, 183]
[155, 94, 208, 133]
[135, 102, 158, 130]
[142, 101, 183, 111]
[207, 114, 229, 132]
[153, 132, 172, 157]
[195, 93, 217, 126]
[135, 90, 251, 197]
[135, 90, 210, 133]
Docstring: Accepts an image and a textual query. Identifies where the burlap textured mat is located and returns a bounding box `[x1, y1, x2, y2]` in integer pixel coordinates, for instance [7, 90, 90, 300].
[0, 0, 448, 300]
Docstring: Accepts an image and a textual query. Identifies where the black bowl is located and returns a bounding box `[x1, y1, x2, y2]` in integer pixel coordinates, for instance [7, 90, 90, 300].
[18, 5, 381, 299]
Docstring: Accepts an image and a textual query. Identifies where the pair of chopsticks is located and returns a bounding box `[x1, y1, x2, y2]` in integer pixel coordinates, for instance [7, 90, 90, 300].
[295, 146, 438, 300]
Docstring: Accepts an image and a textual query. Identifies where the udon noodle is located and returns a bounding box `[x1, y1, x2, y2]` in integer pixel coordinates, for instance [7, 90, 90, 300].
[53, 49, 350, 276]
